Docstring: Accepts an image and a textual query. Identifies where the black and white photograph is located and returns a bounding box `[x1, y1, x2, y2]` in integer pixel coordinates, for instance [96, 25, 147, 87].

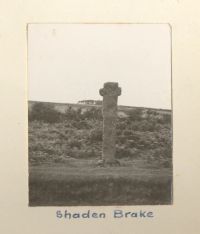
[28, 24, 172, 206]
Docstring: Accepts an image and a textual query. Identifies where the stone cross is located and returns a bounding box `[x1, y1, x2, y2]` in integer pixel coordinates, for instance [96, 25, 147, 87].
[99, 82, 121, 165]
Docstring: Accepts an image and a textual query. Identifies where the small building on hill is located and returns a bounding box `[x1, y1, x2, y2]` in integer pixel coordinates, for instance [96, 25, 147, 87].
[78, 100, 102, 105]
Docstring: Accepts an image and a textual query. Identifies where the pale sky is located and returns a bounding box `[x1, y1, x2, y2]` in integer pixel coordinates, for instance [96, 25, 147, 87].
[28, 24, 171, 109]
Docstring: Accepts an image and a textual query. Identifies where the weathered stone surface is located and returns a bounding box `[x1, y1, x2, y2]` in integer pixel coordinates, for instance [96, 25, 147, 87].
[99, 82, 121, 165]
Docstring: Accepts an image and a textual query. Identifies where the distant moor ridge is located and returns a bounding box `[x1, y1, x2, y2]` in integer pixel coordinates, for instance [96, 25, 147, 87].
[28, 100, 171, 119]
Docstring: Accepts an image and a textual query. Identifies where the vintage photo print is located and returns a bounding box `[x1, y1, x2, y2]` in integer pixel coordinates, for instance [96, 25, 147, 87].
[28, 23, 172, 206]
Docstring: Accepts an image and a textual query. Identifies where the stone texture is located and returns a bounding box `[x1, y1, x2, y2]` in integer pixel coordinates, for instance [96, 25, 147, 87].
[99, 82, 121, 165]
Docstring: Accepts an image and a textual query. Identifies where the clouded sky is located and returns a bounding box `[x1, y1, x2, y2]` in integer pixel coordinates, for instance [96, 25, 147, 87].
[28, 24, 171, 109]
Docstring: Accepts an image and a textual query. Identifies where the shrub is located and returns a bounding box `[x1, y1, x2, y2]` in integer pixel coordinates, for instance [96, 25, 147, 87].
[162, 114, 171, 124]
[54, 156, 67, 163]
[147, 109, 157, 116]
[64, 107, 81, 120]
[116, 129, 123, 135]
[117, 136, 126, 144]
[127, 140, 136, 147]
[127, 133, 140, 141]
[123, 130, 132, 136]
[89, 128, 103, 142]
[29, 102, 61, 123]
[117, 121, 127, 130]
[138, 120, 157, 132]
[163, 146, 172, 158]
[71, 120, 90, 129]
[116, 147, 132, 159]
[161, 160, 172, 168]
[68, 139, 81, 149]
[82, 107, 102, 120]
[128, 108, 143, 121]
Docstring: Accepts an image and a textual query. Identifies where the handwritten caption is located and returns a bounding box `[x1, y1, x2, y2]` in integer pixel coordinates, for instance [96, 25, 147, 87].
[56, 210, 154, 219]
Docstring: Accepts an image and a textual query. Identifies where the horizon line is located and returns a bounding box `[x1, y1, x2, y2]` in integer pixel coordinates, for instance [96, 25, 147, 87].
[28, 99, 171, 111]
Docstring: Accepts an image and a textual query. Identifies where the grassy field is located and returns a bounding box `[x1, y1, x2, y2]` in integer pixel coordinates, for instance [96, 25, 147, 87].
[29, 159, 172, 206]
[29, 101, 172, 206]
